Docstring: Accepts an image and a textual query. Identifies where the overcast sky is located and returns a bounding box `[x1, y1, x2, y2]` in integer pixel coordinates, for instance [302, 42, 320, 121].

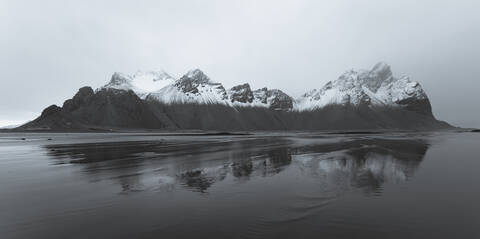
[1, 0, 479, 128]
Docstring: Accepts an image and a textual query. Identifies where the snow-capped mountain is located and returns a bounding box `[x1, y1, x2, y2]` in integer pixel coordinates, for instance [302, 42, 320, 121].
[227, 83, 293, 110]
[104, 69, 293, 110]
[102, 70, 175, 99]
[251, 87, 293, 110]
[102, 62, 427, 113]
[295, 62, 428, 111]
[22, 62, 450, 131]
[146, 69, 229, 105]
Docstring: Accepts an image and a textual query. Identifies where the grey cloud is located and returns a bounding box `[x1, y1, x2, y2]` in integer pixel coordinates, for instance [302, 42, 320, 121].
[1, 0, 479, 127]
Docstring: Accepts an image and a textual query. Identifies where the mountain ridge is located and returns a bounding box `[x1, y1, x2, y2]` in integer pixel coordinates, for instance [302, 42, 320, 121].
[101, 62, 432, 114]
[18, 62, 451, 131]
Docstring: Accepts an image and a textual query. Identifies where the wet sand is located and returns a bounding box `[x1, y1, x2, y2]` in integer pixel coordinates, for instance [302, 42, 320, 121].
[1, 131, 479, 239]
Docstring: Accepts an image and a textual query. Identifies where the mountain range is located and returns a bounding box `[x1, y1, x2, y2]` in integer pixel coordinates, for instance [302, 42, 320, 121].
[19, 62, 451, 131]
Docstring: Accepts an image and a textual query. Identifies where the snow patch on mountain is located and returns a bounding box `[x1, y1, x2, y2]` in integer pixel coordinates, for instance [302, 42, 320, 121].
[102, 70, 175, 99]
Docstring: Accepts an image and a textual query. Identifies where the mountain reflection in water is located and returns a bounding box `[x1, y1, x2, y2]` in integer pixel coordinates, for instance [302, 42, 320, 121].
[5, 132, 480, 239]
[44, 136, 429, 194]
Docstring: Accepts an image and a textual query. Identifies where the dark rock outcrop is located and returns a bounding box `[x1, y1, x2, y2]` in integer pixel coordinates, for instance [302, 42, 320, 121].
[396, 97, 433, 117]
[229, 83, 254, 103]
[21, 88, 164, 130]
[41, 105, 62, 117]
[62, 86, 94, 112]
[253, 88, 293, 110]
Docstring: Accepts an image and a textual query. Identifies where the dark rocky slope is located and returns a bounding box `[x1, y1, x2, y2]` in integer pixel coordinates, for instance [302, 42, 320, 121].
[20, 87, 164, 130]
[19, 86, 451, 131]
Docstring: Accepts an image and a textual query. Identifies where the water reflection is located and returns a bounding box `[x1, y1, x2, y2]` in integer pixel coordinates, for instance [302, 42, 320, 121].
[178, 165, 229, 193]
[294, 138, 428, 194]
[43, 136, 429, 194]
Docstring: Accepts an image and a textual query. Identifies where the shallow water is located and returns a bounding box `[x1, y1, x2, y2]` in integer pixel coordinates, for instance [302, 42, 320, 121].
[1, 132, 479, 239]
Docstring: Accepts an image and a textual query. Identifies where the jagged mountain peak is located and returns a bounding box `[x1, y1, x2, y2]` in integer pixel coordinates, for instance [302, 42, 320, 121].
[296, 62, 431, 115]
[231, 83, 251, 89]
[22, 62, 450, 131]
[370, 61, 393, 81]
[253, 87, 294, 110]
[185, 68, 205, 77]
[110, 72, 131, 84]
[147, 69, 229, 105]
[229, 83, 254, 103]
[226, 84, 293, 110]
[335, 62, 394, 93]
[181, 69, 211, 83]
[102, 70, 176, 99]
[102, 62, 430, 115]
[173, 69, 225, 95]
